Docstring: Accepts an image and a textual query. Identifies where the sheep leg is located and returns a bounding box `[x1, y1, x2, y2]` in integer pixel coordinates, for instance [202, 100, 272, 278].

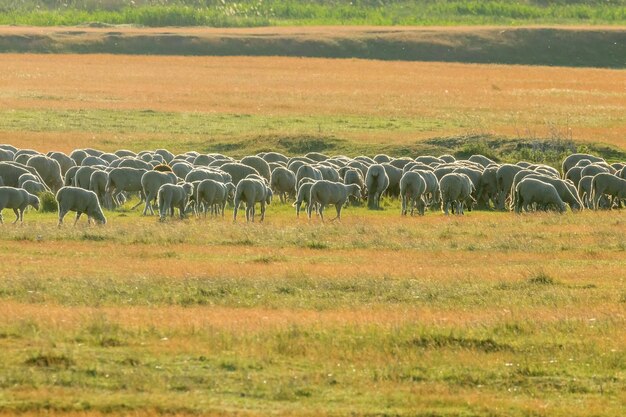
[260, 202, 266, 222]
[319, 204, 325, 223]
[0, 212, 3, 224]
[331, 203, 341, 222]
[12, 209, 20, 224]
[74, 212, 82, 226]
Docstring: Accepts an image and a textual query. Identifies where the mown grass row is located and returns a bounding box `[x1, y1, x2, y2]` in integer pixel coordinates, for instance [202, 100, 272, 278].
[2, 1, 626, 26]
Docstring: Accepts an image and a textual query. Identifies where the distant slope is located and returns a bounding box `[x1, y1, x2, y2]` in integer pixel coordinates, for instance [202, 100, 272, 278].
[0, 26, 624, 68]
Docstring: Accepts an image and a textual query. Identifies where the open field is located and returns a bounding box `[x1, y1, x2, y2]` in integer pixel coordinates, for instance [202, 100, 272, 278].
[1, 49, 626, 415]
[0, 206, 625, 416]
[1, 54, 625, 164]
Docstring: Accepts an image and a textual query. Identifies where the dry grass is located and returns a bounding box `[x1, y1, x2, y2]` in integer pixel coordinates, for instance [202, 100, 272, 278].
[0, 54, 624, 153]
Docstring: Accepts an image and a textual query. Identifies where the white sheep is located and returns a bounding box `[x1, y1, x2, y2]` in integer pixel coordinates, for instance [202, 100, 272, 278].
[591, 173, 626, 210]
[439, 173, 475, 215]
[270, 166, 297, 203]
[233, 178, 272, 222]
[365, 164, 389, 210]
[157, 182, 194, 221]
[106, 167, 147, 208]
[0, 186, 40, 224]
[56, 186, 106, 226]
[141, 170, 178, 215]
[307, 180, 361, 222]
[399, 171, 427, 216]
[196, 179, 235, 217]
[293, 179, 316, 218]
[513, 178, 566, 214]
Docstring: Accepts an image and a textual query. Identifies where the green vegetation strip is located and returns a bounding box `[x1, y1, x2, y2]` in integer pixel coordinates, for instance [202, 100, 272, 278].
[2, 1, 626, 27]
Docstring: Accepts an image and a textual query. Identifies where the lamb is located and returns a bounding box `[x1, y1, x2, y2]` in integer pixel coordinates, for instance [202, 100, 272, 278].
[590, 173, 626, 210]
[141, 170, 178, 215]
[56, 186, 106, 226]
[365, 164, 389, 209]
[513, 178, 566, 214]
[0, 187, 40, 224]
[196, 179, 235, 217]
[399, 171, 427, 216]
[307, 180, 361, 222]
[233, 178, 272, 222]
[270, 166, 297, 203]
[439, 173, 475, 215]
[157, 182, 194, 221]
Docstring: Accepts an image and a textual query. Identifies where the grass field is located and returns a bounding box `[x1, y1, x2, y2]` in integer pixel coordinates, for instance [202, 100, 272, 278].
[3, 0, 626, 27]
[0, 51, 625, 415]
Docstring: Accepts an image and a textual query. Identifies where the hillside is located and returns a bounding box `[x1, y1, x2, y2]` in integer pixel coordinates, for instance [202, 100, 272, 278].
[0, 26, 624, 67]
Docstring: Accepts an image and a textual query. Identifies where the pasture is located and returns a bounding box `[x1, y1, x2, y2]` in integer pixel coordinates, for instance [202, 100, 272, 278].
[0, 53, 625, 416]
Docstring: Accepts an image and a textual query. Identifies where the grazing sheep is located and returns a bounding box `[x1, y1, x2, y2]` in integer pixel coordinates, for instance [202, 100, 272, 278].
[315, 164, 341, 182]
[233, 178, 272, 222]
[373, 154, 392, 164]
[18, 173, 46, 190]
[117, 158, 153, 171]
[262, 152, 289, 164]
[513, 178, 566, 214]
[69, 149, 88, 166]
[411, 169, 440, 208]
[296, 164, 323, 186]
[399, 171, 427, 216]
[155, 149, 175, 164]
[220, 162, 260, 185]
[270, 166, 297, 203]
[0, 187, 40, 224]
[0, 162, 40, 188]
[106, 167, 147, 208]
[524, 174, 582, 211]
[240, 156, 271, 183]
[56, 186, 106, 226]
[140, 170, 178, 216]
[81, 155, 108, 167]
[89, 170, 111, 210]
[26, 155, 63, 193]
[381, 163, 403, 199]
[193, 154, 214, 167]
[439, 173, 475, 215]
[305, 152, 329, 162]
[562, 153, 604, 177]
[581, 164, 609, 179]
[476, 165, 498, 209]
[21, 180, 48, 196]
[468, 154, 496, 168]
[196, 179, 235, 217]
[343, 168, 366, 204]
[0, 149, 14, 162]
[577, 176, 597, 209]
[496, 164, 524, 210]
[157, 182, 194, 220]
[47, 151, 76, 176]
[365, 164, 389, 210]
[74, 166, 103, 190]
[591, 173, 626, 210]
[293, 179, 316, 218]
[64, 165, 80, 186]
[307, 180, 361, 222]
[387, 157, 413, 170]
[114, 149, 137, 158]
[171, 162, 194, 180]
[415, 155, 444, 165]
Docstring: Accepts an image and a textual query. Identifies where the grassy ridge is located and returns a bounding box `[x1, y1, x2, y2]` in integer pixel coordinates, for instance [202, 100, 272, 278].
[2, 0, 626, 26]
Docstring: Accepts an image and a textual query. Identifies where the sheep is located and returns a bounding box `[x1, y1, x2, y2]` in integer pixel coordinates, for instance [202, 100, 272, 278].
[476, 165, 499, 209]
[381, 163, 403, 199]
[590, 173, 626, 210]
[365, 164, 389, 210]
[315, 165, 341, 182]
[343, 168, 366, 204]
[296, 164, 323, 186]
[240, 156, 271, 183]
[114, 149, 137, 158]
[565, 166, 584, 188]
[412, 169, 440, 208]
[399, 171, 427, 216]
[270, 166, 297, 203]
[155, 149, 175, 164]
[577, 176, 596, 209]
[293, 179, 316, 218]
[468, 154, 496, 168]
[438, 155, 455, 164]
[157, 182, 194, 221]
[220, 162, 260, 185]
[106, 167, 147, 208]
[171, 162, 194, 180]
[387, 157, 414, 170]
[63, 165, 79, 186]
[261, 152, 289, 164]
[196, 179, 235, 217]
[562, 153, 604, 177]
[47, 151, 76, 176]
[193, 154, 214, 167]
[233, 178, 272, 222]
[81, 156, 108, 167]
[304, 152, 329, 162]
[21, 180, 48, 196]
[0, 162, 42, 188]
[523, 174, 582, 211]
[117, 158, 153, 171]
[0, 149, 14, 162]
[415, 155, 444, 165]
[496, 164, 524, 210]
[141, 170, 178, 216]
[307, 180, 361, 222]
[513, 178, 566, 214]
[581, 164, 610, 179]
[56, 186, 106, 226]
[439, 173, 475, 215]
[89, 170, 111, 210]
[74, 166, 104, 190]
[26, 155, 63, 193]
[18, 173, 46, 190]
[0, 187, 40, 224]
[373, 154, 392, 164]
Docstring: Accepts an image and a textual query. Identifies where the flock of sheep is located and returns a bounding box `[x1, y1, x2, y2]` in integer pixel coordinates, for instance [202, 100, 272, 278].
[0, 143, 625, 226]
